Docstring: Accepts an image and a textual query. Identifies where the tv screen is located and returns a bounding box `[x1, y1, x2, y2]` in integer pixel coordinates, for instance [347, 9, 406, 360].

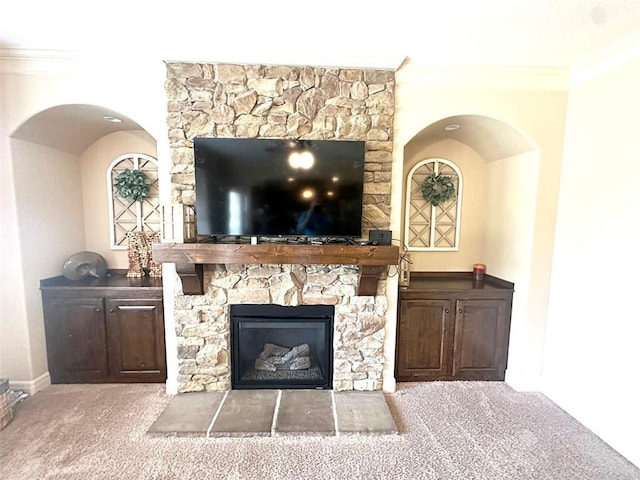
[194, 138, 365, 238]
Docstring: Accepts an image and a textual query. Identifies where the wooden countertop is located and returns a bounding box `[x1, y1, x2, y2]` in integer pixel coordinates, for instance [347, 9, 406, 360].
[401, 272, 514, 294]
[40, 270, 163, 291]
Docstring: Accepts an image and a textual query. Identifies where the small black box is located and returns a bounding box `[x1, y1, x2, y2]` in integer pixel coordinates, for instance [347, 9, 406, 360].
[369, 230, 392, 245]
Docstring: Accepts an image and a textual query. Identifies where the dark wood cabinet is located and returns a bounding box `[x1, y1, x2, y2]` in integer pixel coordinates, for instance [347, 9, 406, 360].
[42, 296, 109, 382]
[41, 272, 166, 383]
[397, 299, 453, 380]
[396, 273, 514, 382]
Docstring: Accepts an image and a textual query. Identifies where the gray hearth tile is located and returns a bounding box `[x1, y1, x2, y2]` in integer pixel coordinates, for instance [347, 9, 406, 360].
[209, 389, 278, 437]
[148, 392, 224, 437]
[274, 389, 335, 436]
[334, 391, 398, 435]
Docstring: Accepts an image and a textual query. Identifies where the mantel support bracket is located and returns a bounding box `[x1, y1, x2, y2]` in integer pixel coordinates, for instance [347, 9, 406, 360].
[358, 265, 388, 296]
[176, 263, 204, 295]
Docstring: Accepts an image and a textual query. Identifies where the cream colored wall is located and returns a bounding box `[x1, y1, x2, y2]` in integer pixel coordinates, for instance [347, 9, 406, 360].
[402, 138, 487, 271]
[0, 58, 170, 390]
[393, 63, 568, 389]
[81, 130, 157, 269]
[543, 54, 640, 467]
[483, 151, 539, 388]
[0, 135, 29, 382]
[6, 139, 86, 383]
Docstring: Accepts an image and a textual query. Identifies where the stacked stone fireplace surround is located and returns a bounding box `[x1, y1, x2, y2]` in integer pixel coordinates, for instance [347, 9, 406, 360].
[165, 63, 395, 393]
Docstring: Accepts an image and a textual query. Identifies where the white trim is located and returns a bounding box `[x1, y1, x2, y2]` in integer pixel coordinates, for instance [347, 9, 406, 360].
[163, 263, 179, 396]
[396, 60, 571, 90]
[9, 371, 51, 395]
[571, 27, 640, 87]
[0, 48, 87, 75]
[504, 368, 542, 392]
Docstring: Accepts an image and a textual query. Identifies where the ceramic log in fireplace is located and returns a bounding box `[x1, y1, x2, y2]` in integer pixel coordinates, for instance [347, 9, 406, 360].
[230, 304, 334, 389]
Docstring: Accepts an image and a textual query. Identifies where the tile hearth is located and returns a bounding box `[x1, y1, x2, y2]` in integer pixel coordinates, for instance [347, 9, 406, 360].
[148, 390, 398, 437]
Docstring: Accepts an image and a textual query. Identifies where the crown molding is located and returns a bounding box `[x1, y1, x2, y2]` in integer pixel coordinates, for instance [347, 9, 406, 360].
[1, 48, 406, 76]
[396, 60, 571, 90]
[570, 27, 640, 87]
[0, 48, 89, 75]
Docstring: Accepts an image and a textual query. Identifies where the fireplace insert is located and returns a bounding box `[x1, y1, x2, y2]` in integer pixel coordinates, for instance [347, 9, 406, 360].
[230, 304, 334, 389]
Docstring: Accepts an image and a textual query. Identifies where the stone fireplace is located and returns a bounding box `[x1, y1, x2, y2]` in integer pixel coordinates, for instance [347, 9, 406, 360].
[174, 264, 388, 393]
[164, 62, 395, 393]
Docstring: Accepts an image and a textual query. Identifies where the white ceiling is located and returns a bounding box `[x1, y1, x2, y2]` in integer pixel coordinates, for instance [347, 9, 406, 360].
[3, 0, 640, 157]
[2, 0, 639, 69]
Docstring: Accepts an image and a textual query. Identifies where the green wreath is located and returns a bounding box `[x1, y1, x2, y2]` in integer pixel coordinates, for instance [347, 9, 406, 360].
[421, 173, 456, 206]
[114, 169, 152, 202]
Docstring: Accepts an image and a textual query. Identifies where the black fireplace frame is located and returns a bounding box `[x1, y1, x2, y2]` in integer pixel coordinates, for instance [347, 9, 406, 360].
[230, 304, 334, 390]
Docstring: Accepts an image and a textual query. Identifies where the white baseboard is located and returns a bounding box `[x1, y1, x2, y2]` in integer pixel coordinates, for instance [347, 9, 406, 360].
[9, 371, 51, 395]
[165, 377, 178, 395]
[505, 369, 542, 392]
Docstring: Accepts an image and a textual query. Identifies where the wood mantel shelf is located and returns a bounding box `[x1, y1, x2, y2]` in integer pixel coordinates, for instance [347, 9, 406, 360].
[152, 243, 400, 296]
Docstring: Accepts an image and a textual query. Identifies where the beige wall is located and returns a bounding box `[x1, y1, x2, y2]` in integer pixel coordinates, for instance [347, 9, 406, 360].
[0, 58, 169, 391]
[483, 151, 540, 385]
[543, 54, 640, 467]
[393, 63, 568, 389]
[4, 139, 86, 384]
[81, 130, 157, 269]
[402, 138, 487, 271]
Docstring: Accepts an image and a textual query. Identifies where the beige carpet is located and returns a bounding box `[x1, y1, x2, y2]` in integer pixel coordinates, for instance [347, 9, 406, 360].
[0, 382, 638, 479]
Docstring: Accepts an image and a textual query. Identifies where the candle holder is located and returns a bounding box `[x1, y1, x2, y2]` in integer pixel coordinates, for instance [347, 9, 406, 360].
[473, 263, 486, 281]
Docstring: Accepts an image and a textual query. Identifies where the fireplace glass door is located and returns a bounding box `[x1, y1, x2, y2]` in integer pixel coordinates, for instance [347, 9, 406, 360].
[231, 304, 334, 389]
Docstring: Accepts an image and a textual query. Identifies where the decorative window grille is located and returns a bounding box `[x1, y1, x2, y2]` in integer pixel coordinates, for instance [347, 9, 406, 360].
[405, 158, 463, 251]
[107, 153, 160, 249]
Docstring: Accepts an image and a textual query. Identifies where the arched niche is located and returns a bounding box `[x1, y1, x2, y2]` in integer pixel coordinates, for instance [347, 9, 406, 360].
[401, 113, 543, 388]
[7, 103, 157, 385]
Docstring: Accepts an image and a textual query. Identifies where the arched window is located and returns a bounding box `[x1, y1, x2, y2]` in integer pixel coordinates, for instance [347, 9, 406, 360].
[107, 153, 160, 249]
[405, 158, 463, 251]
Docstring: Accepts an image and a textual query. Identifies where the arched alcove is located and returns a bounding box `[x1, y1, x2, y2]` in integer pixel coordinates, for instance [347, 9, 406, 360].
[401, 113, 543, 389]
[7, 103, 157, 387]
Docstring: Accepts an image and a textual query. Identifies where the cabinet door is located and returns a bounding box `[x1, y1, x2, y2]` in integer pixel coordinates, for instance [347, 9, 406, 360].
[106, 298, 166, 382]
[452, 299, 509, 380]
[43, 296, 109, 383]
[396, 299, 453, 381]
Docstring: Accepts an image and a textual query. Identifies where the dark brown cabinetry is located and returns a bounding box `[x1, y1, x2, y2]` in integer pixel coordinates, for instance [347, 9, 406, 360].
[41, 272, 166, 383]
[396, 273, 514, 382]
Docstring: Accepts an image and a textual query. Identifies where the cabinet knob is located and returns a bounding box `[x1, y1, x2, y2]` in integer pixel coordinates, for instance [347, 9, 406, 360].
[109, 309, 115, 313]
[444, 309, 449, 314]
[95, 309, 100, 312]
[458, 308, 463, 314]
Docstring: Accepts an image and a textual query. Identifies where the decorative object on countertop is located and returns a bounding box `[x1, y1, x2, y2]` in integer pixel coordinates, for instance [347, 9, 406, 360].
[473, 263, 486, 281]
[126, 231, 162, 278]
[0, 379, 13, 430]
[114, 168, 152, 202]
[161, 204, 197, 243]
[62, 251, 108, 281]
[421, 173, 456, 206]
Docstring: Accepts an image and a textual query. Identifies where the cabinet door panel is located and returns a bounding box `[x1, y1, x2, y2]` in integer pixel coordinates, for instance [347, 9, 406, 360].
[43, 296, 108, 382]
[106, 298, 166, 382]
[453, 299, 509, 380]
[396, 299, 452, 380]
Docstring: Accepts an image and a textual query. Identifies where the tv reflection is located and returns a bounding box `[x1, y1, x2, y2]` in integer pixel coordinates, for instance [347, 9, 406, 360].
[295, 199, 332, 236]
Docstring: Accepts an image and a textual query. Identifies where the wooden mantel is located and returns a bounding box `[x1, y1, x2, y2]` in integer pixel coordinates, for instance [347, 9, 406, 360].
[152, 243, 400, 296]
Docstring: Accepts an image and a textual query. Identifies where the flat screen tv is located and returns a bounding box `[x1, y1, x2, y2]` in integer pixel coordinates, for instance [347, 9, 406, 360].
[194, 137, 365, 238]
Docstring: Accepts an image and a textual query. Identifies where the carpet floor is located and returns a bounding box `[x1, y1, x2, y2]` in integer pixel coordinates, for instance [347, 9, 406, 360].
[0, 382, 637, 480]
